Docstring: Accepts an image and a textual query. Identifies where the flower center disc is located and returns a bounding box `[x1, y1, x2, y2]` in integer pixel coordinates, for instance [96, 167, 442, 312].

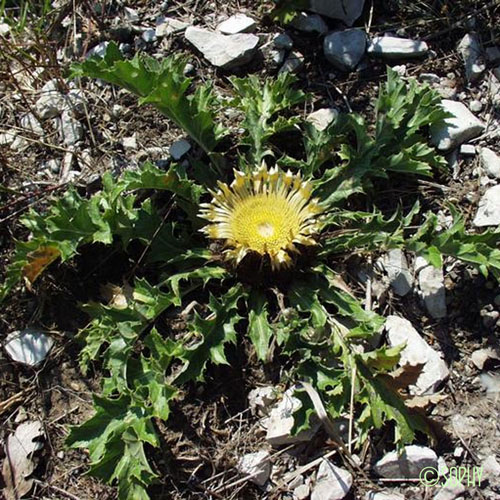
[231, 195, 300, 254]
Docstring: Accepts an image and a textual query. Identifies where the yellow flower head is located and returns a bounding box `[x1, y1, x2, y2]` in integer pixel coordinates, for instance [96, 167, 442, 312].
[199, 165, 322, 270]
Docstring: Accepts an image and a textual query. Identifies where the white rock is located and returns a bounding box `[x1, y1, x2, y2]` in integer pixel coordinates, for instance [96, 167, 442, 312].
[457, 34, 485, 82]
[469, 99, 483, 112]
[185, 27, 259, 69]
[20, 113, 44, 136]
[0, 22, 10, 35]
[264, 387, 319, 446]
[473, 184, 500, 227]
[87, 41, 109, 58]
[373, 445, 438, 479]
[479, 371, 500, 394]
[294, 483, 310, 500]
[415, 257, 447, 319]
[385, 316, 449, 394]
[381, 249, 413, 296]
[0, 132, 16, 146]
[311, 459, 352, 500]
[459, 144, 475, 156]
[45, 159, 61, 174]
[155, 17, 189, 37]
[218, 14, 256, 34]
[368, 36, 428, 59]
[141, 28, 157, 43]
[291, 12, 328, 35]
[306, 108, 339, 131]
[480, 147, 500, 178]
[430, 100, 485, 151]
[324, 29, 367, 71]
[58, 111, 84, 146]
[248, 386, 277, 416]
[279, 51, 304, 74]
[123, 6, 139, 22]
[122, 135, 137, 150]
[470, 347, 500, 370]
[309, 0, 365, 26]
[237, 451, 271, 486]
[4, 328, 54, 366]
[273, 33, 293, 50]
[270, 49, 286, 66]
[169, 139, 191, 160]
[482, 455, 500, 480]
[365, 492, 405, 500]
[433, 482, 466, 500]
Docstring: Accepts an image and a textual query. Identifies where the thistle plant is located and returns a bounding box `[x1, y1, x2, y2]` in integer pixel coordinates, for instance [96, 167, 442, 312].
[2, 43, 500, 499]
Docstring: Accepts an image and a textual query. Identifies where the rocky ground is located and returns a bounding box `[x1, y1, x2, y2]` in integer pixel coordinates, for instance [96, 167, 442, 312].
[1, 1, 500, 499]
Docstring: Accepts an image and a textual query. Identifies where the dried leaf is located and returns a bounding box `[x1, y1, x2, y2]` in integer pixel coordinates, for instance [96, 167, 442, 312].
[22, 245, 60, 289]
[387, 363, 426, 390]
[2, 421, 44, 500]
[405, 393, 448, 409]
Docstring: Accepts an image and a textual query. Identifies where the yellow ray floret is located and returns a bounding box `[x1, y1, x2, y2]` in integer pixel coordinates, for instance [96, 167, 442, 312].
[199, 166, 322, 270]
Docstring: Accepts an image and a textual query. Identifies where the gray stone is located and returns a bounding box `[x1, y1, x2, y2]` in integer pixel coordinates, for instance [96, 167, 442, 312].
[457, 34, 485, 82]
[306, 108, 338, 131]
[419, 73, 440, 84]
[324, 29, 367, 71]
[381, 249, 413, 297]
[169, 139, 191, 160]
[65, 89, 87, 116]
[473, 184, 500, 227]
[185, 26, 259, 69]
[36, 80, 67, 120]
[365, 492, 405, 500]
[141, 28, 157, 43]
[430, 100, 485, 151]
[155, 17, 189, 37]
[385, 315, 449, 394]
[218, 13, 256, 34]
[459, 144, 475, 156]
[279, 51, 304, 74]
[20, 113, 43, 136]
[270, 49, 286, 66]
[309, 0, 365, 26]
[58, 111, 83, 146]
[368, 36, 428, 59]
[433, 483, 466, 500]
[480, 147, 500, 178]
[311, 459, 352, 500]
[183, 63, 195, 75]
[248, 386, 277, 416]
[264, 387, 319, 446]
[237, 451, 271, 486]
[291, 12, 328, 35]
[4, 328, 54, 366]
[373, 445, 438, 479]
[415, 257, 447, 319]
[486, 46, 500, 64]
[482, 455, 500, 481]
[273, 33, 293, 50]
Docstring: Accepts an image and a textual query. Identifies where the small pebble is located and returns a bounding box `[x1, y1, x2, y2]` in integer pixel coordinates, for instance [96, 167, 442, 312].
[469, 100, 483, 112]
[459, 144, 476, 156]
